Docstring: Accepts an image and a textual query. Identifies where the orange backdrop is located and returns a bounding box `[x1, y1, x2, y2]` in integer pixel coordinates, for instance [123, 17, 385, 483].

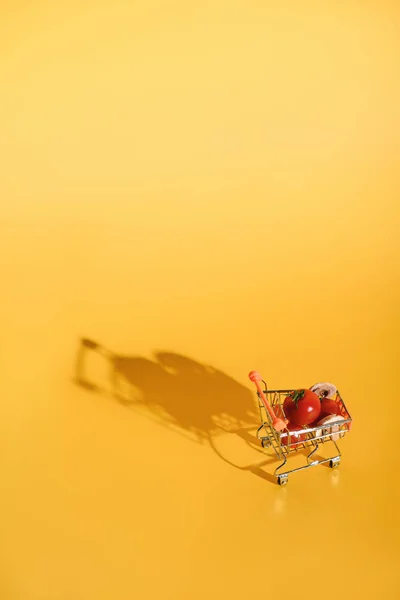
[1, 2, 399, 599]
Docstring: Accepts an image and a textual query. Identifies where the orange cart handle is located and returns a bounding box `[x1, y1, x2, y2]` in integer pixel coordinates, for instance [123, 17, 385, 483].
[248, 371, 287, 431]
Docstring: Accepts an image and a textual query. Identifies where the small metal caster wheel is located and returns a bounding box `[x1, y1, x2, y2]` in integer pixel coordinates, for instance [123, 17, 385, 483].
[261, 437, 271, 448]
[277, 475, 288, 486]
[330, 458, 340, 469]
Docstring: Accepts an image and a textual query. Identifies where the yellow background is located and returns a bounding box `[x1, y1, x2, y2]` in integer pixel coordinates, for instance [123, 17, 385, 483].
[1, 1, 399, 599]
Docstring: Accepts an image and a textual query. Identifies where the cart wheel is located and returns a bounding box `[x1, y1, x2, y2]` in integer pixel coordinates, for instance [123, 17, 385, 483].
[277, 475, 288, 486]
[330, 458, 340, 469]
[261, 438, 271, 448]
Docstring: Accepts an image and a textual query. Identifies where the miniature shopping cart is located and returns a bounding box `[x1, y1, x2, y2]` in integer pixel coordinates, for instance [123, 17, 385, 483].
[249, 371, 352, 486]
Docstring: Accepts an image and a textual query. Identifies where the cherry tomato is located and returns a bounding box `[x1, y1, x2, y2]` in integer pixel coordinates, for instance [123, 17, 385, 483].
[273, 404, 285, 419]
[283, 389, 321, 426]
[280, 425, 307, 447]
[320, 398, 341, 420]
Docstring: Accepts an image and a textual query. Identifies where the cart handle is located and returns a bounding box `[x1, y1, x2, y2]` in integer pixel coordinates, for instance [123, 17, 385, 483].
[248, 371, 287, 431]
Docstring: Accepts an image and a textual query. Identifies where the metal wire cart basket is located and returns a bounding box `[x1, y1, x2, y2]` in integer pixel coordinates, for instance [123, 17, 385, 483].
[249, 371, 353, 486]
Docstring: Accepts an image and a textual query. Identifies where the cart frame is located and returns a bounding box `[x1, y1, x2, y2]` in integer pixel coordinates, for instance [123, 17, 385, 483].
[255, 381, 352, 485]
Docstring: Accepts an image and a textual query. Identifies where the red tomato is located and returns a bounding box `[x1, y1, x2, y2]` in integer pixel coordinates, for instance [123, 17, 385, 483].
[280, 425, 307, 447]
[273, 404, 285, 419]
[320, 398, 341, 420]
[283, 389, 321, 426]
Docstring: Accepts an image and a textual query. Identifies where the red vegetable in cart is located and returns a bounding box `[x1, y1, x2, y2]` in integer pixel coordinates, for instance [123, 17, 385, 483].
[280, 425, 307, 447]
[320, 398, 341, 420]
[283, 389, 321, 426]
